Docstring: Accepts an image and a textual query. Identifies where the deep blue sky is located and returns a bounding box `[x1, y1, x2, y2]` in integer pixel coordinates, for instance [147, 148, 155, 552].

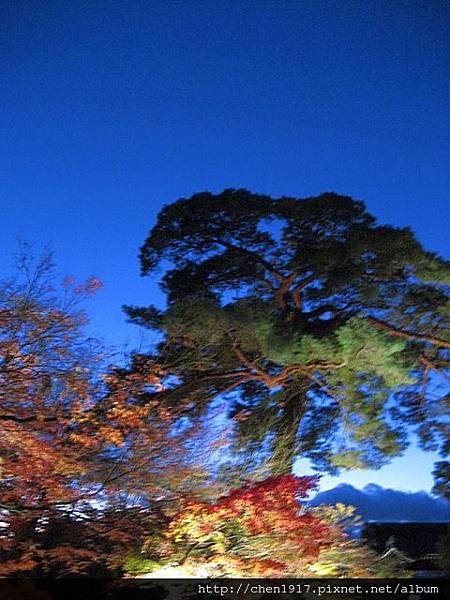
[1, 1, 449, 492]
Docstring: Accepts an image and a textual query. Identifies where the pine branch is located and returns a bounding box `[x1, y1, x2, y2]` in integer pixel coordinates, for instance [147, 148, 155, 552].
[368, 317, 450, 350]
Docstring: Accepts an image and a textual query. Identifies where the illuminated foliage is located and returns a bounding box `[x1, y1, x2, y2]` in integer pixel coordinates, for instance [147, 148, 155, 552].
[159, 475, 408, 577]
[127, 189, 450, 476]
[0, 249, 183, 576]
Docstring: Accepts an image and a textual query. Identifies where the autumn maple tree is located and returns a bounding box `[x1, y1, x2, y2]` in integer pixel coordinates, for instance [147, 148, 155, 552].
[125, 189, 450, 478]
[0, 250, 105, 514]
[0, 249, 192, 576]
[164, 475, 326, 576]
[143, 474, 407, 578]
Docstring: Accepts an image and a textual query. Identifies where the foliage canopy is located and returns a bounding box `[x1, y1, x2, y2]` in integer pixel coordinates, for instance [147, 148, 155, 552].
[126, 189, 450, 476]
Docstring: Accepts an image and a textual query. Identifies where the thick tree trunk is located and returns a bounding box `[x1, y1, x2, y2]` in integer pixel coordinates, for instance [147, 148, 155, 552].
[271, 388, 307, 475]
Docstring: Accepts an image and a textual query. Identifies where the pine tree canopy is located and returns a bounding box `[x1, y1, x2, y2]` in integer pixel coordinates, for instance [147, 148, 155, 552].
[125, 189, 450, 476]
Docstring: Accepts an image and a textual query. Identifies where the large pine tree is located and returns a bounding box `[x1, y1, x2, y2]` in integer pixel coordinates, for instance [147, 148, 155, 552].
[125, 190, 450, 476]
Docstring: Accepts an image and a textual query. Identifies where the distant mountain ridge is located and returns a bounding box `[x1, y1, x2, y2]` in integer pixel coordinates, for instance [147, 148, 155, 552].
[309, 483, 450, 522]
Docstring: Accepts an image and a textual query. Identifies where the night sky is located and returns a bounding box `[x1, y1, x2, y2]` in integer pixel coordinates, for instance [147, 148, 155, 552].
[1, 0, 449, 493]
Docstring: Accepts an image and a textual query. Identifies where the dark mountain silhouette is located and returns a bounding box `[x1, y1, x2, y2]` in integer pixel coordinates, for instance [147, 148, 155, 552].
[310, 483, 450, 522]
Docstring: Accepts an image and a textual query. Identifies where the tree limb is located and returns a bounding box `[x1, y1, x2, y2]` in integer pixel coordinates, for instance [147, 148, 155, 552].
[0, 414, 57, 423]
[368, 317, 450, 350]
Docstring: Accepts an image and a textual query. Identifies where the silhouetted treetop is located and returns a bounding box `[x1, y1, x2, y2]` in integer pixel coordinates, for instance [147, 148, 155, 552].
[139, 189, 448, 314]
